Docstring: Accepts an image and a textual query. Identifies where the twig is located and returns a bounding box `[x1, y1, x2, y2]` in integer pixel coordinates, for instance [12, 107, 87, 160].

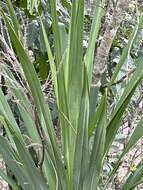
[103, 68, 135, 88]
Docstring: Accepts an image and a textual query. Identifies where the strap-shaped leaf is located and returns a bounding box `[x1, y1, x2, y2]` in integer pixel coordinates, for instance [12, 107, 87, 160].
[84, 93, 107, 190]
[84, 0, 106, 84]
[1, 65, 41, 143]
[73, 66, 89, 190]
[0, 130, 32, 190]
[0, 9, 66, 189]
[6, 0, 20, 36]
[0, 170, 19, 190]
[122, 163, 143, 190]
[108, 14, 143, 86]
[105, 58, 143, 155]
[106, 118, 143, 187]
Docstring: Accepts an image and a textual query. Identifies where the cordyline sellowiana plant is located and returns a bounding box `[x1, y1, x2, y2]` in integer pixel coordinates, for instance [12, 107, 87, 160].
[0, 0, 143, 190]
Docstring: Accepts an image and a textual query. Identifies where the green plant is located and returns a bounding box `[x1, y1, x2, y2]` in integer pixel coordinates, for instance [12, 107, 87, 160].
[0, 0, 143, 189]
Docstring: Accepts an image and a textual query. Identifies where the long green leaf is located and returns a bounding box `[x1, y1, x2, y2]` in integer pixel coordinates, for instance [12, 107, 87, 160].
[108, 14, 143, 87]
[84, 0, 106, 84]
[122, 163, 143, 190]
[48, 1, 71, 184]
[65, 1, 85, 184]
[6, 0, 20, 36]
[105, 118, 143, 187]
[105, 58, 143, 155]
[1, 65, 41, 143]
[84, 93, 107, 190]
[0, 170, 19, 190]
[0, 127, 31, 190]
[73, 67, 89, 190]
[0, 9, 67, 189]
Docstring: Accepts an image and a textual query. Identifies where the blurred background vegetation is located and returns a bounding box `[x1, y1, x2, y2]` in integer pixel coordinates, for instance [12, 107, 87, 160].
[1, 0, 143, 190]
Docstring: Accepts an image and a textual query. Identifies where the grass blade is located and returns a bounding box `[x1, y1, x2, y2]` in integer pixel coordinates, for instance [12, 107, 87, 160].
[122, 163, 143, 190]
[73, 67, 89, 190]
[106, 118, 143, 187]
[0, 9, 67, 189]
[0, 170, 19, 190]
[105, 58, 143, 155]
[108, 14, 143, 86]
[84, 93, 107, 190]
[6, 0, 20, 36]
[84, 0, 106, 84]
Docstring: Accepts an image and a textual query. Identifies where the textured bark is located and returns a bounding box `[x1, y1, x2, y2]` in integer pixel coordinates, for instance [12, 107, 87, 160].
[92, 0, 131, 85]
